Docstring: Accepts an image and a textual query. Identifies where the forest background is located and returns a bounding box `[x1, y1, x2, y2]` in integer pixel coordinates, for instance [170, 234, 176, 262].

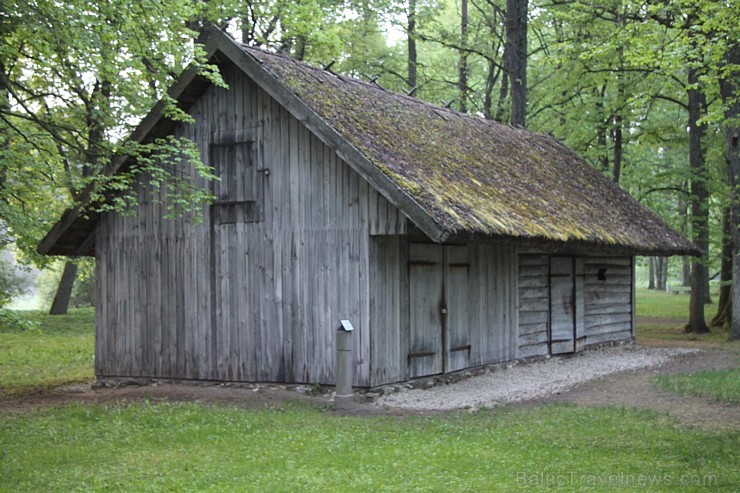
[0, 0, 737, 336]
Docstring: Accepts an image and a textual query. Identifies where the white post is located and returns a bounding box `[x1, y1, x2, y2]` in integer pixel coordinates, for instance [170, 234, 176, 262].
[335, 320, 354, 410]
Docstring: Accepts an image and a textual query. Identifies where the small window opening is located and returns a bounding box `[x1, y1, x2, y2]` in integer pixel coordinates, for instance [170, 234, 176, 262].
[597, 268, 607, 281]
[209, 139, 263, 224]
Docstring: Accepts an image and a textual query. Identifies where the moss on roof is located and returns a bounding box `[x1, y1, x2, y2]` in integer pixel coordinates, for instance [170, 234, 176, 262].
[245, 46, 696, 255]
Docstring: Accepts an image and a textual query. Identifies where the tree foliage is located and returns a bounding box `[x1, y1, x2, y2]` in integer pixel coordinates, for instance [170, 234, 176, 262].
[1, 0, 737, 330]
[0, 0, 224, 262]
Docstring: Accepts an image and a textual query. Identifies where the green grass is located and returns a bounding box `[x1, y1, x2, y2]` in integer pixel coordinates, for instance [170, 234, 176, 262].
[653, 368, 740, 404]
[1, 304, 737, 491]
[1, 402, 737, 492]
[0, 309, 94, 398]
[635, 288, 715, 320]
[635, 289, 735, 347]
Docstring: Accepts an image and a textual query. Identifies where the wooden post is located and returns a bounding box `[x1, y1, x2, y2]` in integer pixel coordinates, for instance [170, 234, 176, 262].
[335, 320, 354, 410]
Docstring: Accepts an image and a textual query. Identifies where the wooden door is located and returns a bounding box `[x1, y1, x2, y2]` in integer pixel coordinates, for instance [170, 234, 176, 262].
[209, 134, 261, 379]
[408, 244, 444, 378]
[549, 257, 576, 354]
[444, 246, 470, 372]
[407, 244, 470, 378]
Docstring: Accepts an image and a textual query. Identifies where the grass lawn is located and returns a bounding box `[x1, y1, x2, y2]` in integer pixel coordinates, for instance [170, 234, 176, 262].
[635, 288, 736, 347]
[653, 368, 740, 404]
[0, 309, 94, 398]
[1, 402, 737, 492]
[1, 298, 738, 491]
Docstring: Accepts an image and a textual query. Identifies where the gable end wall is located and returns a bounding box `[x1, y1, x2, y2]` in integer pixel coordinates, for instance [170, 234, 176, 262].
[95, 62, 407, 386]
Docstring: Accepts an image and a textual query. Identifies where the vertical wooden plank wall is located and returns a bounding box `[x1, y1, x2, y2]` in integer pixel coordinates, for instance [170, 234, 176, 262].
[470, 243, 518, 366]
[517, 254, 550, 358]
[369, 240, 518, 386]
[368, 236, 405, 386]
[96, 62, 406, 386]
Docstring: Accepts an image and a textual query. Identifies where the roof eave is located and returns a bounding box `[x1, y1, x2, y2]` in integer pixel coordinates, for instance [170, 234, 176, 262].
[443, 231, 701, 257]
[37, 30, 228, 257]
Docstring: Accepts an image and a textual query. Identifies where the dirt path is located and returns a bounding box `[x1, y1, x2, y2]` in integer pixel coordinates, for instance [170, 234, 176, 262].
[2, 346, 738, 430]
[537, 348, 739, 431]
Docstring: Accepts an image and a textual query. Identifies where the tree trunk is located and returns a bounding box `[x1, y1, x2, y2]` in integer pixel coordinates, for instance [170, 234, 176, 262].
[494, 67, 509, 123]
[718, 40, 740, 340]
[682, 257, 691, 287]
[612, 111, 623, 183]
[483, 59, 496, 119]
[686, 65, 709, 333]
[657, 257, 668, 291]
[712, 207, 732, 327]
[595, 84, 609, 173]
[293, 35, 307, 61]
[505, 0, 528, 127]
[407, 0, 417, 91]
[458, 0, 468, 113]
[648, 257, 656, 289]
[713, 295, 732, 331]
[0, 59, 7, 204]
[49, 261, 78, 315]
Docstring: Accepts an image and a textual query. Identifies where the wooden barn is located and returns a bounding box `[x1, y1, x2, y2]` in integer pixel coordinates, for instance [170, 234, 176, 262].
[39, 29, 698, 387]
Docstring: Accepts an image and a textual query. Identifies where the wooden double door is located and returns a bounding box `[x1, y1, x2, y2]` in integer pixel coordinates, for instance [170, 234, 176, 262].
[407, 243, 470, 378]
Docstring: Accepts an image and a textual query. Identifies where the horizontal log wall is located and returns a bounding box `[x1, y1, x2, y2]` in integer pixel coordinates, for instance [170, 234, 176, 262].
[516, 254, 634, 358]
[583, 256, 634, 345]
[517, 254, 549, 358]
[96, 62, 407, 386]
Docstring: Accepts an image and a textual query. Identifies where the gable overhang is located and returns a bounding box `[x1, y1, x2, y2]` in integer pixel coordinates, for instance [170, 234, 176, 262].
[38, 28, 447, 257]
[213, 34, 448, 243]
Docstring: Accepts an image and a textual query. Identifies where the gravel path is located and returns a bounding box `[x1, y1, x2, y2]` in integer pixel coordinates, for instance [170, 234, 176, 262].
[375, 346, 697, 411]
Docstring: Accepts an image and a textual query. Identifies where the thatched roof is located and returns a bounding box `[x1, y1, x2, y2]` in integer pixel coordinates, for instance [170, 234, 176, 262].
[39, 28, 698, 256]
[245, 46, 697, 255]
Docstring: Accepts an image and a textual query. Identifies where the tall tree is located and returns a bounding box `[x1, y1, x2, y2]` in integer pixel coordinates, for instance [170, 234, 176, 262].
[718, 41, 740, 340]
[458, 0, 469, 111]
[408, 0, 418, 91]
[685, 63, 711, 333]
[505, 0, 527, 126]
[0, 0, 223, 303]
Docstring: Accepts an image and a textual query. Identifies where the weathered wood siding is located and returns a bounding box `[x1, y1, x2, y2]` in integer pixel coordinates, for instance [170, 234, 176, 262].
[583, 256, 634, 345]
[369, 241, 518, 386]
[469, 243, 519, 368]
[516, 254, 633, 358]
[517, 254, 549, 358]
[96, 62, 406, 386]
